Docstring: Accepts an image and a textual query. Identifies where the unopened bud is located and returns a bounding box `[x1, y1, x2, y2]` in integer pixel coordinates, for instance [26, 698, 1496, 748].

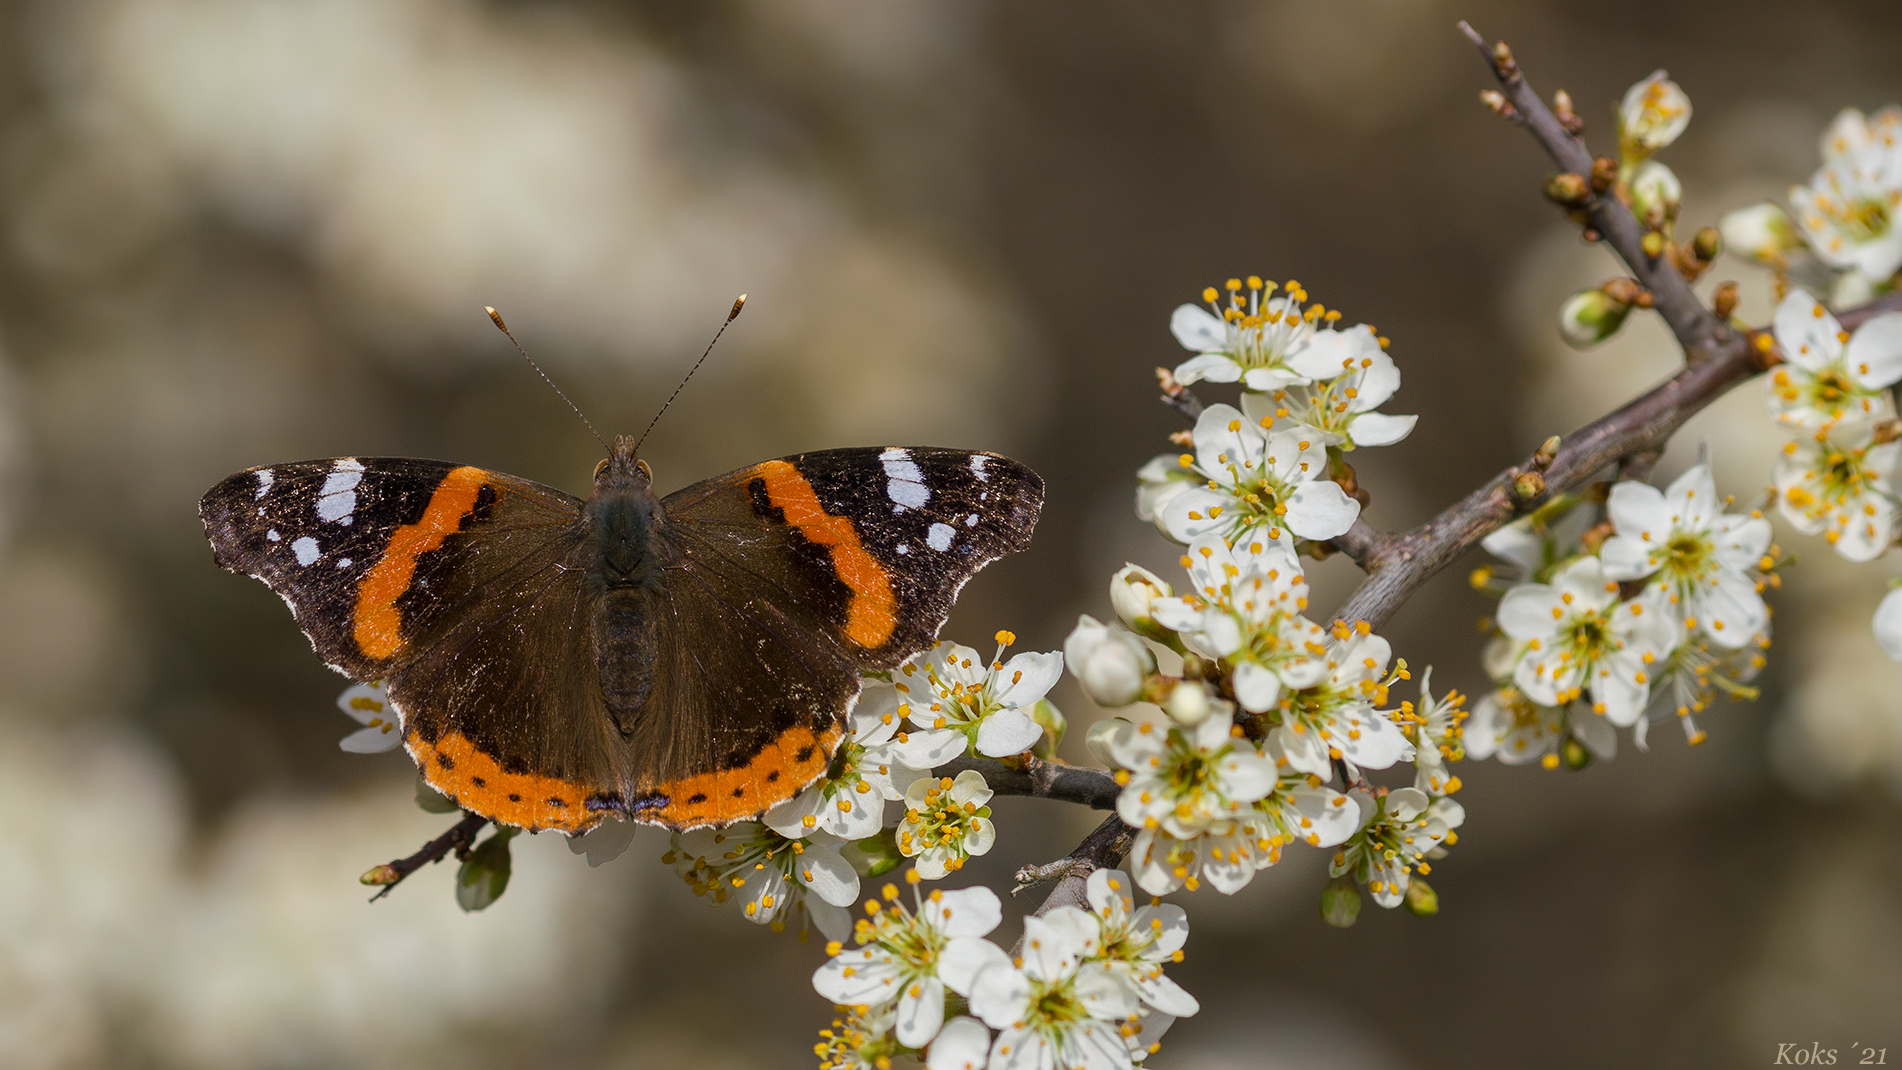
[1513, 470, 1546, 501]
[1161, 680, 1211, 727]
[1491, 40, 1516, 75]
[1403, 877, 1440, 917]
[1640, 231, 1667, 259]
[1626, 160, 1681, 229]
[1558, 287, 1632, 349]
[1543, 172, 1592, 207]
[1589, 156, 1618, 193]
[1552, 89, 1584, 136]
[1109, 564, 1171, 628]
[1691, 226, 1722, 262]
[1320, 875, 1362, 928]
[360, 864, 400, 886]
[1479, 89, 1513, 118]
[1085, 717, 1130, 767]
[1719, 202, 1802, 264]
[1064, 615, 1151, 708]
[1712, 281, 1739, 320]
[1617, 70, 1691, 165]
[1561, 735, 1592, 770]
[1533, 435, 1562, 468]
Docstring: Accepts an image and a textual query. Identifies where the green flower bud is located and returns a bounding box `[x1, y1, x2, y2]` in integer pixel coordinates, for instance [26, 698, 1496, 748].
[1561, 735, 1592, 770]
[1558, 288, 1632, 349]
[1404, 877, 1440, 917]
[1320, 875, 1362, 928]
[1030, 698, 1067, 760]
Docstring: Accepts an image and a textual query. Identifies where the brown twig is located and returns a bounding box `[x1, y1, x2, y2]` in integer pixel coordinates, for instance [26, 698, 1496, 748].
[361, 812, 488, 901]
[1011, 814, 1133, 897]
[1156, 367, 1205, 422]
[1458, 21, 1729, 362]
[940, 755, 1120, 810]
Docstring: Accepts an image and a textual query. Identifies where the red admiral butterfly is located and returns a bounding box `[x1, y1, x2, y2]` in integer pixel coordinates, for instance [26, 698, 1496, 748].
[200, 342, 1043, 835]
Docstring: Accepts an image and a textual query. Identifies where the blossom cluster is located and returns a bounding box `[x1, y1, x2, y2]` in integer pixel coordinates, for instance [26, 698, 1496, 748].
[812, 868, 1195, 1070]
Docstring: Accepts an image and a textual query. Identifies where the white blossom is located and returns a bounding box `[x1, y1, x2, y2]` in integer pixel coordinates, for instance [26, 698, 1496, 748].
[1102, 710, 1276, 840]
[1775, 423, 1900, 562]
[1240, 328, 1416, 449]
[1152, 403, 1360, 547]
[1496, 557, 1677, 726]
[1149, 531, 1329, 714]
[927, 1016, 994, 1070]
[1598, 464, 1774, 647]
[766, 680, 936, 841]
[1079, 868, 1200, 1018]
[968, 909, 1137, 1070]
[1720, 201, 1804, 265]
[896, 635, 1056, 760]
[1169, 277, 1341, 392]
[1617, 69, 1692, 164]
[1789, 106, 1902, 281]
[1253, 734, 1360, 855]
[1403, 667, 1468, 796]
[898, 771, 997, 880]
[1108, 565, 1172, 628]
[1877, 585, 1902, 661]
[1766, 288, 1902, 430]
[1462, 687, 1565, 767]
[1330, 788, 1464, 909]
[1268, 627, 1415, 780]
[335, 681, 402, 753]
[666, 823, 859, 941]
[812, 880, 1011, 1049]
[1639, 627, 1769, 750]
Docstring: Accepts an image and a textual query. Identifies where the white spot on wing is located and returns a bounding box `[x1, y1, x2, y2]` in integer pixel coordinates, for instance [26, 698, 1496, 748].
[292, 536, 320, 566]
[896, 544, 909, 555]
[970, 455, 990, 482]
[966, 513, 979, 527]
[927, 523, 955, 552]
[317, 458, 365, 523]
[266, 529, 280, 541]
[254, 469, 275, 499]
[882, 447, 929, 509]
[337, 557, 352, 568]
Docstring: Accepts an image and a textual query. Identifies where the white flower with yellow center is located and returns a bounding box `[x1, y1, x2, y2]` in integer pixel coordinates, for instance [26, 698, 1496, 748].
[1598, 464, 1774, 648]
[1401, 668, 1467, 796]
[1268, 626, 1415, 780]
[967, 908, 1138, 1070]
[666, 822, 859, 941]
[766, 680, 936, 842]
[1462, 686, 1565, 767]
[897, 634, 1056, 760]
[1639, 628, 1768, 750]
[1790, 106, 1902, 281]
[1148, 531, 1329, 713]
[1252, 734, 1359, 861]
[1766, 288, 1902, 430]
[815, 1004, 902, 1070]
[1497, 557, 1677, 725]
[335, 681, 401, 753]
[1241, 329, 1417, 450]
[1078, 868, 1200, 1019]
[898, 771, 997, 879]
[1775, 424, 1900, 562]
[1170, 276, 1341, 392]
[813, 878, 1012, 1050]
[1617, 69, 1692, 166]
[1329, 788, 1464, 909]
[1153, 403, 1359, 548]
[1102, 709, 1277, 840]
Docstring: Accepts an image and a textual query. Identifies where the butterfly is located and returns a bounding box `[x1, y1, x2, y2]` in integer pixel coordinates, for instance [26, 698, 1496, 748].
[200, 434, 1042, 834]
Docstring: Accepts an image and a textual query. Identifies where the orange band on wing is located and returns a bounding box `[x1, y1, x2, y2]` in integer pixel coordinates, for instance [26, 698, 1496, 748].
[753, 460, 896, 649]
[408, 729, 601, 834]
[644, 721, 843, 829]
[354, 466, 488, 660]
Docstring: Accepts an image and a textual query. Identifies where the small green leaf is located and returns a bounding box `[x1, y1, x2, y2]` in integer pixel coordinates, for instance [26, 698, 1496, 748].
[840, 828, 904, 879]
[415, 776, 460, 814]
[456, 828, 517, 912]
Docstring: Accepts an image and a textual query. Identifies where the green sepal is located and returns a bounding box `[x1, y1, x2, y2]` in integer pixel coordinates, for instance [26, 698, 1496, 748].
[456, 828, 517, 912]
[841, 828, 905, 879]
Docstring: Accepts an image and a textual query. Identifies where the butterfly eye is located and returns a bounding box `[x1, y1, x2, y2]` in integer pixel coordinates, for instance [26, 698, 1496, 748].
[594, 458, 611, 480]
[636, 459, 653, 481]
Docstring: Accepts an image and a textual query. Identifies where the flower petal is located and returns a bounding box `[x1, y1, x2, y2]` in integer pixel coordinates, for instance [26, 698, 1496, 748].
[1231, 661, 1282, 713]
[1346, 411, 1416, 447]
[927, 1016, 993, 1070]
[1773, 288, 1841, 372]
[1846, 312, 1902, 390]
[940, 936, 1012, 995]
[975, 707, 1044, 757]
[1284, 480, 1359, 540]
[1169, 304, 1227, 353]
[896, 974, 947, 1048]
[794, 843, 862, 907]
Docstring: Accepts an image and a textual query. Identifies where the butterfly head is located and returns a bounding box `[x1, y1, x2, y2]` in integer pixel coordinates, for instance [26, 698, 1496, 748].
[595, 434, 654, 489]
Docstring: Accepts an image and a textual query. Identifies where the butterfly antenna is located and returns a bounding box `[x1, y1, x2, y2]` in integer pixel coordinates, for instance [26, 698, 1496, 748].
[485, 306, 609, 452]
[634, 294, 746, 454]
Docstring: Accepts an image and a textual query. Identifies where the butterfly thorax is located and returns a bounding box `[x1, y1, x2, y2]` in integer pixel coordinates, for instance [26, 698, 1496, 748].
[585, 435, 664, 734]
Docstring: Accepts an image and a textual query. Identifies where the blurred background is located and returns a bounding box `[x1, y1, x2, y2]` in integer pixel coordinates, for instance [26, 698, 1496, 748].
[2, 0, 1900, 1067]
